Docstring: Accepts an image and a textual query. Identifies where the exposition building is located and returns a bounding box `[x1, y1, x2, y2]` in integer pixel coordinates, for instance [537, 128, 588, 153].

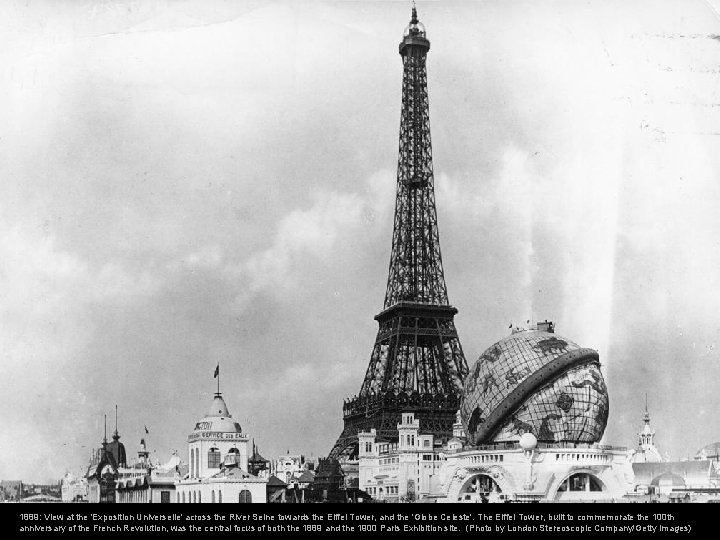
[175, 392, 267, 504]
[358, 323, 636, 502]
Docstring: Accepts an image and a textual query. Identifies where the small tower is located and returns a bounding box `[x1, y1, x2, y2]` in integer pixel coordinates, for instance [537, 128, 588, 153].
[187, 392, 250, 479]
[107, 405, 127, 468]
[397, 413, 419, 452]
[248, 441, 270, 478]
[452, 410, 466, 439]
[138, 438, 150, 467]
[397, 413, 421, 500]
[633, 395, 663, 463]
[358, 429, 377, 458]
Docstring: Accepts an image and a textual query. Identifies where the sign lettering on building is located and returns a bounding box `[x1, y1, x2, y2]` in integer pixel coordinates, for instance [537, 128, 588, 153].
[187, 431, 247, 442]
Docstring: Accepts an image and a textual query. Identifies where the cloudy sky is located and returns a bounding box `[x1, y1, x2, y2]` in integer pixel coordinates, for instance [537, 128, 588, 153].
[2, 0, 720, 482]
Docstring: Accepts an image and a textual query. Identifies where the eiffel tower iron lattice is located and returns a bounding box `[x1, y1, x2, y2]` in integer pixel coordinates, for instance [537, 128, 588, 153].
[329, 7, 468, 460]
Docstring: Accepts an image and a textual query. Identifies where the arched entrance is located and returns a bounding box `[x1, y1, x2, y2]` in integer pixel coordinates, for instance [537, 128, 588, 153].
[553, 472, 606, 501]
[457, 474, 503, 503]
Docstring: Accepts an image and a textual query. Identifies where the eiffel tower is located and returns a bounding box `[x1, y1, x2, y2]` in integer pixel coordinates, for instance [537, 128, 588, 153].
[329, 6, 468, 460]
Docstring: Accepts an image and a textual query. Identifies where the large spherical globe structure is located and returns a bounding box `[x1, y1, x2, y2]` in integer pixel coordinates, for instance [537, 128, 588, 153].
[460, 329, 609, 445]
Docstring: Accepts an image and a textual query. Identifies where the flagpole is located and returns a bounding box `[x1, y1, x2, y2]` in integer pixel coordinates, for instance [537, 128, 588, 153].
[217, 362, 220, 395]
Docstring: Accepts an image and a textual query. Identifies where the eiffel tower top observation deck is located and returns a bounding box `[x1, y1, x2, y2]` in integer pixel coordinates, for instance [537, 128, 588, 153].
[329, 7, 468, 460]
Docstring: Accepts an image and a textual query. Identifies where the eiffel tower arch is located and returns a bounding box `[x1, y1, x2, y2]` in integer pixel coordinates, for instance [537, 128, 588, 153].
[329, 6, 468, 460]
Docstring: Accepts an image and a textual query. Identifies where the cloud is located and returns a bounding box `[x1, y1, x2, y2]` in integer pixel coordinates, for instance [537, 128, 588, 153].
[243, 361, 353, 402]
[0, 223, 165, 481]
[177, 245, 224, 271]
[0, 225, 163, 321]
[244, 191, 363, 290]
[230, 170, 394, 308]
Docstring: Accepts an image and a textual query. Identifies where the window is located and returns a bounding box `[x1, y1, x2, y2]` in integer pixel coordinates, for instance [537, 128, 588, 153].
[208, 448, 221, 469]
[161, 491, 170, 504]
[571, 474, 586, 491]
[211, 490, 215, 503]
[190, 449, 195, 477]
[559, 473, 604, 492]
[239, 490, 252, 504]
[423, 440, 430, 448]
[198, 491, 202, 503]
[461, 474, 502, 496]
[219, 491, 222, 503]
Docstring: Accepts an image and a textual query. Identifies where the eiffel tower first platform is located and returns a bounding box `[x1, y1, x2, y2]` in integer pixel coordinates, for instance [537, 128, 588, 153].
[329, 6, 468, 460]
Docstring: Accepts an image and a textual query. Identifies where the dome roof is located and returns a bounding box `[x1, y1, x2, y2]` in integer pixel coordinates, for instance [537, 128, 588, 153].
[460, 329, 609, 445]
[192, 394, 242, 434]
[106, 436, 127, 468]
[208, 394, 230, 417]
[695, 442, 720, 460]
[652, 472, 685, 488]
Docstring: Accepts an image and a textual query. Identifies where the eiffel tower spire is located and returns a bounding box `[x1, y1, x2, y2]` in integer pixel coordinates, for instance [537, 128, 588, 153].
[329, 7, 468, 460]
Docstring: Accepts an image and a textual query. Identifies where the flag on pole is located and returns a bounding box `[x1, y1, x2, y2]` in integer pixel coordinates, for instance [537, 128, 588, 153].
[144, 425, 149, 434]
[214, 364, 220, 378]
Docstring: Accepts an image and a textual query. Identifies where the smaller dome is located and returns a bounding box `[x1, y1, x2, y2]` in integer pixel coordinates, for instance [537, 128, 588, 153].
[192, 394, 242, 434]
[652, 472, 685, 488]
[403, 20, 426, 38]
[208, 395, 230, 417]
[695, 442, 720, 460]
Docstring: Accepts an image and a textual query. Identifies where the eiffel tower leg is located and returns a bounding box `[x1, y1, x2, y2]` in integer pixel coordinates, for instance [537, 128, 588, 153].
[328, 425, 360, 461]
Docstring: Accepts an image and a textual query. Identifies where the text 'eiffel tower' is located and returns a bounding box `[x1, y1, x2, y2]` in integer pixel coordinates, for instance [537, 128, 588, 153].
[329, 6, 468, 460]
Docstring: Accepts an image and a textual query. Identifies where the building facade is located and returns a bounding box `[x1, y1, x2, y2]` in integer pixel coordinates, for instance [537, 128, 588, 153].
[358, 413, 447, 501]
[439, 436, 634, 503]
[175, 392, 267, 503]
[272, 454, 313, 485]
[629, 410, 720, 501]
[358, 411, 635, 503]
[115, 442, 182, 504]
[85, 420, 127, 504]
[61, 472, 88, 503]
